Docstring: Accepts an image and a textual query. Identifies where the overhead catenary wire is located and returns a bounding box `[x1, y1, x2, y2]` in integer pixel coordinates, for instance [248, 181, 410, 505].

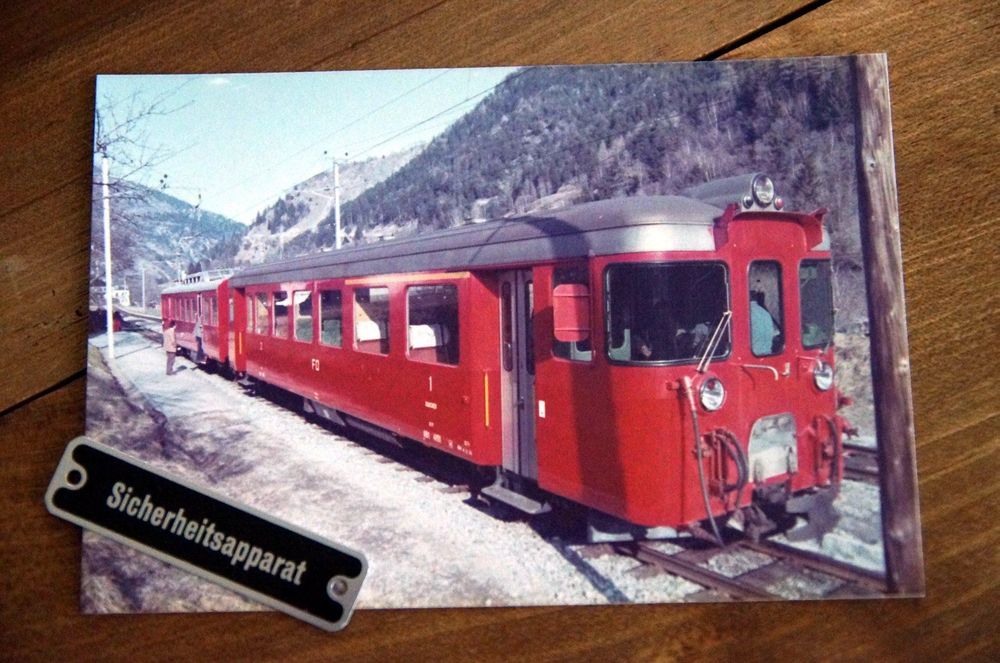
[200, 68, 459, 209]
[227, 68, 528, 222]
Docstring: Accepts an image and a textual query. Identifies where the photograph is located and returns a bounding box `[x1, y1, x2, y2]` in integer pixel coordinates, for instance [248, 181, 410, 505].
[82, 57, 920, 612]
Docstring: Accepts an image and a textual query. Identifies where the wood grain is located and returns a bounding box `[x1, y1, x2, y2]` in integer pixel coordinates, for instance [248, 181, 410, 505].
[1, 0, 997, 659]
[851, 53, 923, 595]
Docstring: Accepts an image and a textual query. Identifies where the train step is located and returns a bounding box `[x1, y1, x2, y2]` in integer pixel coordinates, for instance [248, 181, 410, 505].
[481, 483, 551, 515]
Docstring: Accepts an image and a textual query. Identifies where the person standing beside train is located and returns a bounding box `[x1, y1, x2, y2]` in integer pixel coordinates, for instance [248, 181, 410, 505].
[194, 313, 204, 364]
[163, 320, 177, 375]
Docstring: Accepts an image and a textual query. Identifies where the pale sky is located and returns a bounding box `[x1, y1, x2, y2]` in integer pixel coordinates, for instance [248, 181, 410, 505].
[95, 67, 519, 224]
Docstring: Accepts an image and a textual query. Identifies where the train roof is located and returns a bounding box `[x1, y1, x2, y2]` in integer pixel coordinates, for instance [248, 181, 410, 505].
[229, 195, 723, 287]
[161, 269, 234, 295]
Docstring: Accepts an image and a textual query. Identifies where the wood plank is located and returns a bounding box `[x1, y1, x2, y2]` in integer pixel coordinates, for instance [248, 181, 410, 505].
[0, 0, 808, 412]
[851, 52, 923, 594]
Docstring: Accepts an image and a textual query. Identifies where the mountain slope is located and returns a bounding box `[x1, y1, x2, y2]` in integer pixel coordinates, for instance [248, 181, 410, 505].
[234, 146, 421, 264]
[90, 182, 245, 304]
[287, 60, 863, 324]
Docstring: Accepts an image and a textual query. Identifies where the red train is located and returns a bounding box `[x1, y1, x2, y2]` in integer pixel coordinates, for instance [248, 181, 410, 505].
[161, 174, 852, 543]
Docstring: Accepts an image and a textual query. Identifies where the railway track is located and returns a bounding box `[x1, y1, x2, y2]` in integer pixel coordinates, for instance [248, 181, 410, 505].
[114, 308, 885, 601]
[117, 309, 164, 343]
[611, 534, 886, 601]
[843, 442, 880, 485]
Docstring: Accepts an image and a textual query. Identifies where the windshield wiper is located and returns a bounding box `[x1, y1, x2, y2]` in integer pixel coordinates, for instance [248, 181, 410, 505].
[697, 310, 731, 374]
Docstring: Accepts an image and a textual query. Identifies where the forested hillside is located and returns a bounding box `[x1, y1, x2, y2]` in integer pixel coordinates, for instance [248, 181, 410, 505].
[90, 182, 245, 303]
[294, 59, 866, 324]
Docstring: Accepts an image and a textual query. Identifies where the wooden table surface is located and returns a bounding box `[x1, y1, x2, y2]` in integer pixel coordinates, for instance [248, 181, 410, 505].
[1, 1, 996, 659]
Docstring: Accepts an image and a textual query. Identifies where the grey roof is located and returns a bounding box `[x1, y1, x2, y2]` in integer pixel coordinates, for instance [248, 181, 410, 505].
[161, 278, 230, 295]
[229, 196, 723, 287]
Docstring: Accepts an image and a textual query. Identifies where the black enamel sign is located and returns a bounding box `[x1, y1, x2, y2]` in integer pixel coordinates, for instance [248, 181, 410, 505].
[46, 437, 367, 631]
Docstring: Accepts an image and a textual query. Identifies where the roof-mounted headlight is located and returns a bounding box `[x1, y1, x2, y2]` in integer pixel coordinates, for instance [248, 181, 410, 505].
[752, 174, 775, 207]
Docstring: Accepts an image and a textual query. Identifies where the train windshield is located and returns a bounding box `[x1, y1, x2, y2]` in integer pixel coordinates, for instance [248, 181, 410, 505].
[799, 259, 835, 349]
[606, 262, 730, 364]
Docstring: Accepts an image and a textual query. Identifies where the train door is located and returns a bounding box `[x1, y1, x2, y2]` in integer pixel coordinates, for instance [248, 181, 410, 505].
[231, 287, 247, 373]
[498, 269, 537, 479]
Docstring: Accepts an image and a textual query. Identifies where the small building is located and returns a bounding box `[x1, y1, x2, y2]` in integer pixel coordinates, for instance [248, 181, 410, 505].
[91, 284, 131, 307]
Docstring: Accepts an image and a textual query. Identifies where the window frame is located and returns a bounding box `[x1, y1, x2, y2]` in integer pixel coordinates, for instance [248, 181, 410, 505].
[272, 289, 290, 339]
[253, 291, 270, 336]
[551, 263, 593, 363]
[798, 258, 835, 350]
[748, 259, 785, 358]
[353, 285, 390, 356]
[405, 283, 460, 367]
[317, 288, 343, 348]
[292, 289, 315, 344]
[603, 260, 732, 367]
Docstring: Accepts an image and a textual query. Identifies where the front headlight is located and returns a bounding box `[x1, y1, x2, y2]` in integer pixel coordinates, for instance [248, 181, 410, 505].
[700, 377, 726, 411]
[814, 361, 834, 391]
[752, 174, 775, 206]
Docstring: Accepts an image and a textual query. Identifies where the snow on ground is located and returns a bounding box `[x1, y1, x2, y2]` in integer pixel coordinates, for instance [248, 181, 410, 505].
[84, 332, 619, 610]
[770, 479, 886, 573]
[82, 330, 887, 613]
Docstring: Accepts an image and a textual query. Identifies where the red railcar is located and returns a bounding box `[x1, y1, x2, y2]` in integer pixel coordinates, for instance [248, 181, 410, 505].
[167, 174, 851, 541]
[160, 270, 234, 365]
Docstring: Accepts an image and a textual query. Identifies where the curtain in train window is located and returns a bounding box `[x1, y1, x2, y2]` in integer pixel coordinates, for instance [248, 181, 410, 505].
[294, 290, 313, 342]
[354, 287, 389, 355]
[254, 292, 269, 335]
[272, 291, 289, 338]
[407, 284, 459, 365]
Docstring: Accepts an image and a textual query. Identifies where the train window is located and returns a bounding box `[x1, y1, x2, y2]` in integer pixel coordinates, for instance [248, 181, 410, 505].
[552, 265, 592, 362]
[247, 297, 254, 333]
[407, 285, 459, 365]
[354, 286, 389, 355]
[206, 295, 216, 325]
[319, 290, 342, 347]
[273, 291, 289, 338]
[606, 262, 731, 364]
[501, 282, 513, 372]
[255, 292, 269, 335]
[294, 290, 313, 343]
[800, 260, 834, 349]
[749, 261, 784, 356]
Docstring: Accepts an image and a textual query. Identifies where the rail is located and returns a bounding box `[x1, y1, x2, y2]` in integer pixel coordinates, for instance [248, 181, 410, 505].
[605, 532, 887, 601]
[843, 443, 880, 485]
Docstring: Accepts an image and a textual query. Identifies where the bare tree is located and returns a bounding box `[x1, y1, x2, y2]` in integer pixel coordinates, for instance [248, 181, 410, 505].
[90, 87, 188, 285]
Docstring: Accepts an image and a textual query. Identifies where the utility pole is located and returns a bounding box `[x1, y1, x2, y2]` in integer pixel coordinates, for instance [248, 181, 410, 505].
[334, 159, 342, 249]
[323, 149, 345, 249]
[101, 155, 115, 361]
